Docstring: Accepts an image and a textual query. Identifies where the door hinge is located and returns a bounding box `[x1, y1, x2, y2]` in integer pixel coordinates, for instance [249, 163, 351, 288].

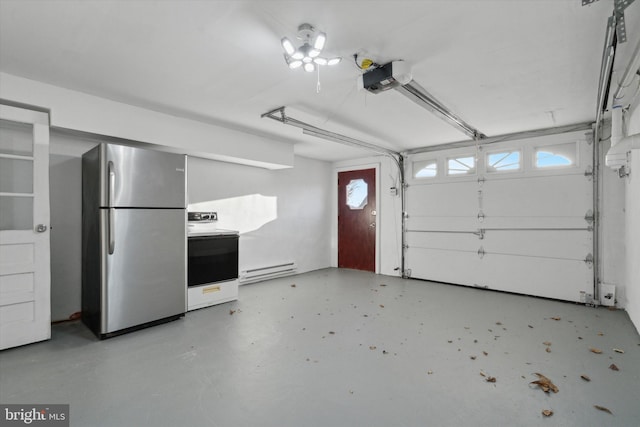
[584, 165, 593, 180]
[477, 176, 486, 185]
[477, 246, 485, 259]
[477, 211, 485, 222]
[473, 229, 485, 240]
[584, 253, 594, 267]
[584, 209, 595, 225]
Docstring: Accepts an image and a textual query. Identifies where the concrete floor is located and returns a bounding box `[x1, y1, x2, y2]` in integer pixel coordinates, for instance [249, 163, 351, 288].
[1, 268, 639, 426]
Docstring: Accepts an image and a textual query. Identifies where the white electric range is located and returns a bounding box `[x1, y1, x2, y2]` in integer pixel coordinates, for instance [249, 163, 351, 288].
[187, 212, 239, 311]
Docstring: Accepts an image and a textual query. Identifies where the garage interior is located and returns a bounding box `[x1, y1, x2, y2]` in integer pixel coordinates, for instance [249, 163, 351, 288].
[1, 1, 639, 426]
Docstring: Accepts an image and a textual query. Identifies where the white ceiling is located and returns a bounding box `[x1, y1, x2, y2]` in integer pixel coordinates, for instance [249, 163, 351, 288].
[0, 0, 636, 161]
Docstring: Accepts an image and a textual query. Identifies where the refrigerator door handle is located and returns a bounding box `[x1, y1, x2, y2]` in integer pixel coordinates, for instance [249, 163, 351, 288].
[107, 160, 115, 254]
[108, 208, 115, 254]
[108, 160, 115, 208]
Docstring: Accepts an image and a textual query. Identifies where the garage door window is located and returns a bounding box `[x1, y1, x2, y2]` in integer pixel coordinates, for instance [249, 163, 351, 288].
[447, 156, 476, 176]
[413, 159, 437, 179]
[535, 142, 576, 169]
[487, 150, 521, 173]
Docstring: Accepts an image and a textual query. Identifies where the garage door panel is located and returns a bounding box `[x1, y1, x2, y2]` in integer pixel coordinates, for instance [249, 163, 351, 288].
[483, 175, 591, 218]
[407, 248, 482, 286]
[406, 216, 478, 231]
[479, 216, 590, 229]
[407, 231, 480, 252]
[406, 182, 477, 216]
[480, 254, 592, 302]
[483, 230, 592, 259]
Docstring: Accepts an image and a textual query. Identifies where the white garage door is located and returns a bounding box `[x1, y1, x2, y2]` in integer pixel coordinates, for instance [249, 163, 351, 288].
[405, 130, 594, 303]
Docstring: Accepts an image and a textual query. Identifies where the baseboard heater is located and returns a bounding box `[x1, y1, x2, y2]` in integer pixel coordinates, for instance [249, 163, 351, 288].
[239, 262, 297, 285]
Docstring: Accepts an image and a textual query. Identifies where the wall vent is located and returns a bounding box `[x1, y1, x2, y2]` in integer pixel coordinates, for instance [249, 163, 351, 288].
[239, 262, 297, 285]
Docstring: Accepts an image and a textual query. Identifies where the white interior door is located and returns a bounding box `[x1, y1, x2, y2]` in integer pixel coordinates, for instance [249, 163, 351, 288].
[405, 130, 594, 302]
[0, 105, 51, 350]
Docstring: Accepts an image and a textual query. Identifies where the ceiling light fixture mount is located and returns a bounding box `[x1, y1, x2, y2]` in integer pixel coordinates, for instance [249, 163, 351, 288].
[281, 23, 341, 72]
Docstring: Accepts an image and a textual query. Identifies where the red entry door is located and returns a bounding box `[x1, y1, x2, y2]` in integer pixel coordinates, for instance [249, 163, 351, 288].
[338, 168, 376, 272]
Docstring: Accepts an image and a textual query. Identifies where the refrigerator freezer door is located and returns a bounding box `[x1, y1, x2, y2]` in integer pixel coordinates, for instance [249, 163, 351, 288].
[104, 144, 186, 208]
[101, 208, 186, 334]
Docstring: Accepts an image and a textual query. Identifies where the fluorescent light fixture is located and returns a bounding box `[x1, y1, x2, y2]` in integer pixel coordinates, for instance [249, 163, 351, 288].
[291, 50, 304, 60]
[327, 57, 341, 66]
[281, 38, 295, 56]
[302, 56, 313, 63]
[288, 60, 303, 69]
[313, 32, 326, 50]
[304, 63, 315, 72]
[309, 48, 320, 58]
[314, 57, 328, 65]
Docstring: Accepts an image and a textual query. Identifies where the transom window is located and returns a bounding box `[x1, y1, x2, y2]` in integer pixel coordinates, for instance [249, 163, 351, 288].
[535, 142, 576, 169]
[447, 156, 476, 176]
[413, 159, 437, 179]
[487, 150, 521, 173]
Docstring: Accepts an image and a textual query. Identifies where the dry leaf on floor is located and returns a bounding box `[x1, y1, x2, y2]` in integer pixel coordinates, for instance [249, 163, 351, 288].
[594, 405, 613, 414]
[551, 317, 561, 321]
[427, 370, 433, 375]
[613, 348, 624, 354]
[581, 375, 591, 381]
[486, 376, 497, 383]
[290, 284, 296, 288]
[470, 356, 477, 360]
[369, 346, 377, 350]
[496, 322, 502, 325]
[530, 373, 559, 393]
[528, 325, 534, 328]
[609, 363, 619, 371]
[542, 410, 553, 417]
[597, 332, 604, 336]
[329, 331, 335, 335]
[590, 348, 603, 354]
[380, 284, 387, 287]
[483, 351, 488, 356]
[479, 371, 486, 377]
[543, 341, 552, 346]
[546, 347, 552, 353]
[229, 310, 236, 315]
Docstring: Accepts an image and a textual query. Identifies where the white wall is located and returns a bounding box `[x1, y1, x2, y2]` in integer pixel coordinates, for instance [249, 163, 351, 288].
[332, 155, 404, 277]
[188, 155, 332, 276]
[1, 72, 294, 169]
[47, 131, 332, 320]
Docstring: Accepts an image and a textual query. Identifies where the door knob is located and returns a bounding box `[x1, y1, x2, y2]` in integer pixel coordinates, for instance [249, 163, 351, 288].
[36, 224, 47, 233]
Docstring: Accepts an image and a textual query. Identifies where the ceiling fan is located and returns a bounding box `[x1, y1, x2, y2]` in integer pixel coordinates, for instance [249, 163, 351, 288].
[281, 23, 341, 72]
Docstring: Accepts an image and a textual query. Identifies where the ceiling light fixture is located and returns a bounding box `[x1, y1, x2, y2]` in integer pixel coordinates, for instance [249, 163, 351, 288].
[281, 23, 341, 72]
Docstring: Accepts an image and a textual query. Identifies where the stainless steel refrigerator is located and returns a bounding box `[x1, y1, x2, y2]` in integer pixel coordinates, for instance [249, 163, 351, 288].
[82, 143, 187, 339]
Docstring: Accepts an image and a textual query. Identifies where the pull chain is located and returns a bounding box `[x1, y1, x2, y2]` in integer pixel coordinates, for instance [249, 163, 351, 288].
[317, 64, 321, 93]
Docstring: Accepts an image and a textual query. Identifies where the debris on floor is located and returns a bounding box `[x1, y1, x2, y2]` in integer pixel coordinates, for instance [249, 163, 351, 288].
[229, 310, 236, 315]
[542, 409, 553, 417]
[486, 376, 497, 383]
[550, 316, 561, 321]
[290, 284, 296, 288]
[593, 405, 613, 415]
[581, 375, 591, 382]
[613, 348, 624, 354]
[590, 347, 603, 354]
[609, 363, 619, 371]
[530, 373, 559, 393]
[369, 346, 377, 350]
